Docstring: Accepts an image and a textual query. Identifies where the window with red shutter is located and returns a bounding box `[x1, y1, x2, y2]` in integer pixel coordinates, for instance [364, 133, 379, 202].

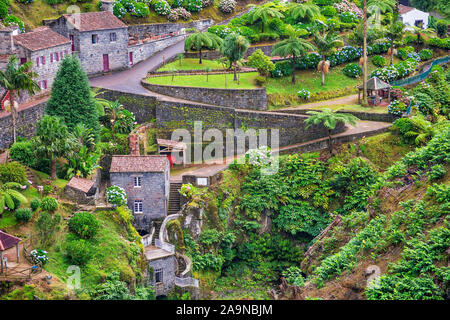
[50, 54, 53, 63]
[36, 57, 40, 67]
[42, 56, 45, 65]
[44, 80, 47, 89]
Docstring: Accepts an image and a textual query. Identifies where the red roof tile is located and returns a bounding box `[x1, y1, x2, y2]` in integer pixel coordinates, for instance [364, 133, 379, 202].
[110, 155, 169, 173]
[0, 230, 21, 251]
[399, 5, 415, 14]
[64, 11, 127, 32]
[66, 176, 95, 193]
[13, 27, 71, 51]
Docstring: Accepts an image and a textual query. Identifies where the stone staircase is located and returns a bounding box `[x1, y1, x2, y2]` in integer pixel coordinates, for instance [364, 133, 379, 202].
[152, 221, 162, 246]
[25, 167, 36, 187]
[168, 182, 182, 215]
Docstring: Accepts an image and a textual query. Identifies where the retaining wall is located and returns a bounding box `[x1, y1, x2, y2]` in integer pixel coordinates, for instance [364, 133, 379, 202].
[128, 19, 213, 39]
[183, 43, 275, 61]
[276, 108, 397, 123]
[142, 80, 267, 111]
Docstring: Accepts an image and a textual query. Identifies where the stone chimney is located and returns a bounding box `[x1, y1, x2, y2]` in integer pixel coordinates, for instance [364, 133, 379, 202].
[0, 26, 19, 55]
[129, 134, 140, 156]
[100, 0, 115, 13]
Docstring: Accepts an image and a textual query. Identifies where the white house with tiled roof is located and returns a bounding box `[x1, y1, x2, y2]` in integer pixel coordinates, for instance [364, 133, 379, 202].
[399, 4, 429, 29]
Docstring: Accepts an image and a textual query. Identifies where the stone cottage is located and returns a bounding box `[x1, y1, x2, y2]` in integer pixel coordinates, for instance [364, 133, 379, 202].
[48, 11, 129, 76]
[145, 246, 177, 297]
[109, 155, 170, 233]
[0, 25, 71, 98]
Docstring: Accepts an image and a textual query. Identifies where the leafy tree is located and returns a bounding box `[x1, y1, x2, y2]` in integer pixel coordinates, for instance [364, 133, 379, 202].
[247, 4, 284, 33]
[271, 36, 316, 84]
[220, 34, 250, 81]
[0, 182, 27, 214]
[45, 55, 100, 139]
[313, 30, 343, 85]
[33, 115, 78, 179]
[104, 100, 123, 135]
[0, 55, 40, 143]
[35, 211, 61, 248]
[368, 0, 396, 15]
[288, 1, 320, 22]
[305, 109, 359, 153]
[403, 115, 437, 145]
[185, 30, 223, 64]
[73, 123, 96, 152]
[247, 49, 275, 76]
[385, 16, 405, 65]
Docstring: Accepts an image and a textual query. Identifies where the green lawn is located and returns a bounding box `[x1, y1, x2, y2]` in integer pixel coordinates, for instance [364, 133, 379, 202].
[158, 58, 224, 71]
[146, 72, 259, 89]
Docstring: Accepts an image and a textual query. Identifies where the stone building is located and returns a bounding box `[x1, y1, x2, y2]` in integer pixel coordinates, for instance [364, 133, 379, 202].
[109, 155, 170, 232]
[64, 174, 99, 205]
[48, 11, 129, 76]
[0, 25, 71, 99]
[145, 247, 177, 297]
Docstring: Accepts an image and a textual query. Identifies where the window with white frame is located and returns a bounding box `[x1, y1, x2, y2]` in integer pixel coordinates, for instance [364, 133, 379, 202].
[134, 200, 143, 213]
[92, 34, 99, 44]
[110, 32, 117, 42]
[134, 176, 142, 187]
[39, 80, 47, 90]
[155, 268, 163, 283]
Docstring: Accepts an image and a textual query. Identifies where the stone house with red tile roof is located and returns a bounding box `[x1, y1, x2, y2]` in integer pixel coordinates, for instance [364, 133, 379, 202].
[47, 10, 129, 76]
[110, 155, 170, 232]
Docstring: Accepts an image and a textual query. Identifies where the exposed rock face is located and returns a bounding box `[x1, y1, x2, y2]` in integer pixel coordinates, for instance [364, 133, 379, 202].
[181, 205, 203, 240]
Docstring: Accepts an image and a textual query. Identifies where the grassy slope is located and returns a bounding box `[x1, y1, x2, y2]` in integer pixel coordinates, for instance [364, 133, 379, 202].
[147, 72, 259, 89]
[11, 0, 260, 30]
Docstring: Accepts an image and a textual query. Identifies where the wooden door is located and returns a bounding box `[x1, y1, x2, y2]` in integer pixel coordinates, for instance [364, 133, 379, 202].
[103, 54, 109, 72]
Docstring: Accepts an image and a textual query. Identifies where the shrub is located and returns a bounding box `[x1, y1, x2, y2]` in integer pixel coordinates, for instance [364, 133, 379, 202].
[132, 2, 150, 17]
[342, 63, 362, 78]
[68, 212, 100, 239]
[40, 197, 59, 212]
[113, 1, 127, 18]
[419, 49, 433, 61]
[247, 49, 275, 76]
[397, 46, 414, 60]
[9, 140, 35, 168]
[426, 37, 450, 49]
[153, 0, 171, 15]
[371, 55, 386, 67]
[428, 164, 446, 181]
[65, 239, 93, 265]
[297, 88, 310, 100]
[218, 0, 235, 14]
[30, 198, 41, 211]
[3, 15, 25, 33]
[106, 185, 127, 206]
[0, 1, 8, 20]
[388, 100, 407, 116]
[168, 7, 191, 20]
[30, 249, 49, 265]
[15, 0, 33, 3]
[436, 21, 448, 38]
[282, 266, 305, 287]
[339, 12, 359, 23]
[0, 161, 27, 184]
[201, 0, 212, 7]
[254, 76, 266, 86]
[184, 0, 202, 12]
[15, 208, 32, 222]
[321, 6, 337, 17]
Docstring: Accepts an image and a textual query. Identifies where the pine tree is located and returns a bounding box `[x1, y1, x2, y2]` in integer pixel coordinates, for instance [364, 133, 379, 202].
[45, 55, 100, 140]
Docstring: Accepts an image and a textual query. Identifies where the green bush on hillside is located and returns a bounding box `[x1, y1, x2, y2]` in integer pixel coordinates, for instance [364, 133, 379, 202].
[68, 212, 100, 239]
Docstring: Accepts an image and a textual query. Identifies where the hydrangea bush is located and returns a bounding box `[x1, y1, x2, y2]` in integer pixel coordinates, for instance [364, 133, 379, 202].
[387, 100, 407, 116]
[30, 249, 49, 265]
[168, 7, 192, 21]
[184, 0, 202, 12]
[106, 185, 127, 206]
[179, 183, 195, 197]
[153, 0, 171, 15]
[218, 0, 236, 14]
[343, 63, 362, 78]
[297, 88, 310, 100]
[246, 146, 273, 167]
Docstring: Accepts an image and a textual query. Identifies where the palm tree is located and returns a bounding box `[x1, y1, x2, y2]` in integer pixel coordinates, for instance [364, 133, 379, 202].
[33, 115, 78, 179]
[185, 30, 223, 64]
[362, 0, 368, 105]
[247, 5, 284, 33]
[385, 15, 404, 65]
[271, 36, 316, 84]
[220, 34, 250, 81]
[313, 31, 343, 86]
[90, 88, 107, 117]
[0, 182, 28, 214]
[105, 100, 123, 135]
[289, 1, 320, 22]
[73, 123, 96, 152]
[0, 55, 40, 144]
[305, 109, 359, 154]
[368, 0, 396, 15]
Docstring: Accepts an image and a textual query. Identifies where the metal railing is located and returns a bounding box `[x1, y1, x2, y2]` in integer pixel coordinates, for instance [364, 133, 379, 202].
[391, 55, 450, 87]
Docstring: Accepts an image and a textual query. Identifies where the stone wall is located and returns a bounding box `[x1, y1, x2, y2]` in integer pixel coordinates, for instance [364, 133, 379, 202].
[142, 80, 267, 111]
[147, 255, 176, 297]
[0, 101, 46, 149]
[183, 43, 275, 60]
[277, 108, 397, 123]
[128, 19, 213, 39]
[129, 35, 184, 66]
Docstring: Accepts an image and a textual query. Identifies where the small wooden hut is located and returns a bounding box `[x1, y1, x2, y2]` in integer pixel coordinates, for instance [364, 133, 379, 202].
[0, 230, 21, 273]
[358, 76, 392, 105]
